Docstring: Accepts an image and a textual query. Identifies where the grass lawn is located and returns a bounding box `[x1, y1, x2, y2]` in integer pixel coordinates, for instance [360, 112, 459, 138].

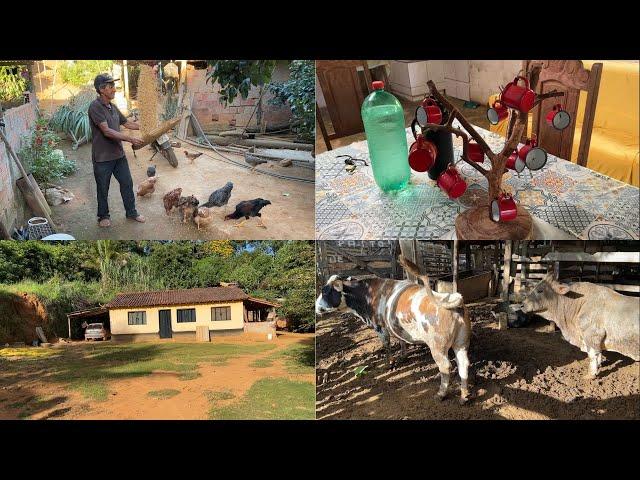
[0, 342, 276, 402]
[208, 378, 315, 420]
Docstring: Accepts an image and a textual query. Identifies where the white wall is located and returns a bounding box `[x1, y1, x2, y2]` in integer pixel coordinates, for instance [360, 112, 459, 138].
[468, 60, 523, 105]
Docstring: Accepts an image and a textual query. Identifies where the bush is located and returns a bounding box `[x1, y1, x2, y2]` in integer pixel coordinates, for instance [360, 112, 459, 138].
[49, 89, 95, 149]
[0, 65, 30, 103]
[18, 118, 76, 184]
[57, 60, 114, 87]
[269, 60, 315, 142]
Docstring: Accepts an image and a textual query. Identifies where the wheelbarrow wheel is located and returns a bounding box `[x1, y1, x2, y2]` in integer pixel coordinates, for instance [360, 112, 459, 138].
[162, 147, 178, 168]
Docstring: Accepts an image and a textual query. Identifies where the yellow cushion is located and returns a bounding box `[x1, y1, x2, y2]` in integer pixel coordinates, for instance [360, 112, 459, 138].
[572, 124, 640, 187]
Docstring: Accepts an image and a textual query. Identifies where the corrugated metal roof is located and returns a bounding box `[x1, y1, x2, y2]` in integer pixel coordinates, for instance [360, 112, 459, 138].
[105, 287, 249, 309]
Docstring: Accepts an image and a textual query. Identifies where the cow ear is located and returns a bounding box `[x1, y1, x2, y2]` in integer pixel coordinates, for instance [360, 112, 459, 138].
[552, 283, 571, 295]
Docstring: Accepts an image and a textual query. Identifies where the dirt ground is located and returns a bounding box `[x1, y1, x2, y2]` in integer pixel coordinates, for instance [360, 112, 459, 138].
[0, 333, 314, 420]
[49, 139, 314, 240]
[316, 301, 640, 420]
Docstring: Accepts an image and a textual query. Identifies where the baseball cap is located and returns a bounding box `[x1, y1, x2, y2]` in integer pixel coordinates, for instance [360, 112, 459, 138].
[94, 73, 120, 90]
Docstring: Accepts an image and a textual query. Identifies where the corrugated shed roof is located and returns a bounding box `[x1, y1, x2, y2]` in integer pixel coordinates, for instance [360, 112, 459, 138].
[105, 287, 249, 309]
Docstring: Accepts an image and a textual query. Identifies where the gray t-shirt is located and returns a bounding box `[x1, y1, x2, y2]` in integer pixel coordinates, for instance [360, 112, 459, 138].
[88, 98, 127, 163]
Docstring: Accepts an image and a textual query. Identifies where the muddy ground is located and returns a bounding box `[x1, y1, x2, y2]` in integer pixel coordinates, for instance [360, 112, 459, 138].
[316, 301, 639, 420]
[49, 139, 314, 240]
[0, 333, 314, 420]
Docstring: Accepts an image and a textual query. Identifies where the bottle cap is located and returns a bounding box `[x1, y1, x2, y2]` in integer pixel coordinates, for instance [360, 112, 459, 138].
[372, 81, 384, 90]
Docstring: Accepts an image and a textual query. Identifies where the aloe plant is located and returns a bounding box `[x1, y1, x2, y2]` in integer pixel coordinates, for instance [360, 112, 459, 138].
[49, 89, 95, 150]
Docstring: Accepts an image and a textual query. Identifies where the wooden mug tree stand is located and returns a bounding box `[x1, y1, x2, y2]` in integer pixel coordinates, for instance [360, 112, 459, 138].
[421, 65, 563, 240]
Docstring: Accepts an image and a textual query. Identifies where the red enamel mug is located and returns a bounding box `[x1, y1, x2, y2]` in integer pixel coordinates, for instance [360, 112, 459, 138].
[500, 76, 536, 113]
[408, 134, 438, 172]
[467, 142, 484, 162]
[487, 100, 509, 125]
[506, 151, 526, 173]
[517, 138, 536, 161]
[437, 164, 467, 199]
[491, 193, 518, 222]
[546, 103, 571, 130]
[416, 98, 443, 126]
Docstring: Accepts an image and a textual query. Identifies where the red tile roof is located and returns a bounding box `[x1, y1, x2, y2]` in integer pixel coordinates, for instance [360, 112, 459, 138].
[105, 287, 249, 309]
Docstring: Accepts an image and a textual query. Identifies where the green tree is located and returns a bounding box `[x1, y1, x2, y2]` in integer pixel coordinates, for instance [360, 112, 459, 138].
[269, 60, 315, 141]
[205, 60, 276, 106]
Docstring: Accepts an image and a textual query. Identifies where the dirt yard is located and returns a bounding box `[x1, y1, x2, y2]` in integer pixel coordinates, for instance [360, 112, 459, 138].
[316, 301, 639, 420]
[49, 139, 314, 240]
[0, 333, 314, 420]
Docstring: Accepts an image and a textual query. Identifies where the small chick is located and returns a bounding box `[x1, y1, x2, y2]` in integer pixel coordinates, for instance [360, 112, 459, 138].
[193, 206, 214, 231]
[163, 187, 183, 215]
[136, 176, 158, 197]
[184, 150, 204, 164]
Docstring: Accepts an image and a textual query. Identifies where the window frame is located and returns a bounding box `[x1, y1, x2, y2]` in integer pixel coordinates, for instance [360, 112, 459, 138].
[211, 306, 232, 322]
[127, 311, 147, 325]
[176, 308, 197, 323]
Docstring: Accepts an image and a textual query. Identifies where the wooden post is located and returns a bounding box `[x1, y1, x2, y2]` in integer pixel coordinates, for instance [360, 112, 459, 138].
[399, 240, 419, 281]
[123, 60, 130, 110]
[520, 241, 529, 290]
[67, 315, 71, 340]
[499, 241, 513, 330]
[452, 240, 459, 293]
[390, 240, 400, 279]
[176, 60, 187, 116]
[464, 242, 471, 271]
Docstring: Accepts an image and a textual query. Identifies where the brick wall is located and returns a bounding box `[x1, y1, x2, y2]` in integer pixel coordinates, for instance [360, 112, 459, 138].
[185, 61, 292, 131]
[0, 102, 37, 233]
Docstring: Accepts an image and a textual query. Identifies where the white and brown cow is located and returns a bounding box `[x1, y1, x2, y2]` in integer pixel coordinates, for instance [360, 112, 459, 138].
[316, 258, 471, 403]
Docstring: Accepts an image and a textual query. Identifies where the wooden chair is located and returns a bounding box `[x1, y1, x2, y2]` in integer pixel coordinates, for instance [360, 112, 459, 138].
[525, 60, 603, 166]
[316, 60, 373, 151]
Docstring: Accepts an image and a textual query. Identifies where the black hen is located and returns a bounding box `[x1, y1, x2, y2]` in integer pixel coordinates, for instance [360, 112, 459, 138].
[147, 165, 156, 177]
[224, 199, 271, 220]
[201, 182, 234, 208]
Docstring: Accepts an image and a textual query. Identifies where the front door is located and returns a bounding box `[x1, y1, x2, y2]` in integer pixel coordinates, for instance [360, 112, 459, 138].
[159, 310, 172, 339]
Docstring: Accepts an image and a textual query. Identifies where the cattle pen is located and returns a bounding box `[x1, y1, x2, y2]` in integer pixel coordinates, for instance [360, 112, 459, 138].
[315, 240, 640, 420]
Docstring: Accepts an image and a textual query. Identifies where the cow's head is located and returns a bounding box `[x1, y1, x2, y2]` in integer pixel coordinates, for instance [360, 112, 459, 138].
[521, 272, 571, 314]
[316, 275, 354, 315]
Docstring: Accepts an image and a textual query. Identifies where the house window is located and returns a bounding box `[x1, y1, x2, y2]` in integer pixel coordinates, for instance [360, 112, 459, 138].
[128, 311, 146, 325]
[211, 306, 231, 322]
[177, 308, 196, 323]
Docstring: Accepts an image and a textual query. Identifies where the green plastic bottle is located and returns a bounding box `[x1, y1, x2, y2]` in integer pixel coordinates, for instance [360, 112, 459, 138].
[361, 81, 410, 192]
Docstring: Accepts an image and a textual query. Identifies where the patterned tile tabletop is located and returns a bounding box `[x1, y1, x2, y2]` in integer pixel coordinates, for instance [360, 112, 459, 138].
[316, 120, 640, 240]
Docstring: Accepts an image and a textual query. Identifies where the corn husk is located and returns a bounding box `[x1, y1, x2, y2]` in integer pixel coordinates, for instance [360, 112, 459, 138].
[137, 64, 161, 135]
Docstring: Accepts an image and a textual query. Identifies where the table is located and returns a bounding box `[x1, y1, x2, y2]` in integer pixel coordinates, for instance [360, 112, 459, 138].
[315, 120, 640, 240]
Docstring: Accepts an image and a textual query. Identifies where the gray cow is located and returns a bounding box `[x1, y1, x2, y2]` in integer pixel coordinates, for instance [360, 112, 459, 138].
[521, 273, 640, 378]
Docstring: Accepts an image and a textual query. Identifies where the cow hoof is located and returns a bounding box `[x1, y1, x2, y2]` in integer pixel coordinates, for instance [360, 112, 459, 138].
[583, 372, 597, 380]
[435, 392, 447, 401]
[459, 396, 470, 406]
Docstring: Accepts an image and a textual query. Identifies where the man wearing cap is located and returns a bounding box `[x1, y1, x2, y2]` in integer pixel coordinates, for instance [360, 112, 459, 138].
[88, 73, 146, 227]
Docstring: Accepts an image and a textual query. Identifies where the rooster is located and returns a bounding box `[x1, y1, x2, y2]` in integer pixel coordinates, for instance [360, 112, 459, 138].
[136, 176, 158, 197]
[224, 198, 271, 228]
[201, 182, 233, 214]
[177, 195, 199, 224]
[163, 188, 183, 215]
[184, 150, 203, 164]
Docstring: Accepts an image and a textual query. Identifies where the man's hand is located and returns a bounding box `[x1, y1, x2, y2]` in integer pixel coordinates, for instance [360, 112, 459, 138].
[128, 136, 145, 148]
[123, 121, 140, 130]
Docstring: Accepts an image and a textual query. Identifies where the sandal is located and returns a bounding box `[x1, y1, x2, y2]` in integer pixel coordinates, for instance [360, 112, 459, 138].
[98, 218, 111, 228]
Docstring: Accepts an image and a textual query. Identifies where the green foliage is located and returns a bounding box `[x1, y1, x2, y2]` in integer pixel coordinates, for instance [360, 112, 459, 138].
[18, 118, 76, 184]
[57, 60, 114, 87]
[49, 89, 95, 149]
[0, 65, 29, 103]
[205, 60, 276, 106]
[269, 60, 315, 142]
[208, 377, 315, 420]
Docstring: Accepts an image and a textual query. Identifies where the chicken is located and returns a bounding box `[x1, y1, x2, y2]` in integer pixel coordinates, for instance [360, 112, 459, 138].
[184, 150, 203, 164]
[163, 187, 183, 215]
[244, 153, 268, 171]
[224, 198, 271, 228]
[193, 206, 214, 231]
[147, 165, 156, 177]
[201, 182, 233, 212]
[177, 195, 199, 224]
[136, 176, 158, 197]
